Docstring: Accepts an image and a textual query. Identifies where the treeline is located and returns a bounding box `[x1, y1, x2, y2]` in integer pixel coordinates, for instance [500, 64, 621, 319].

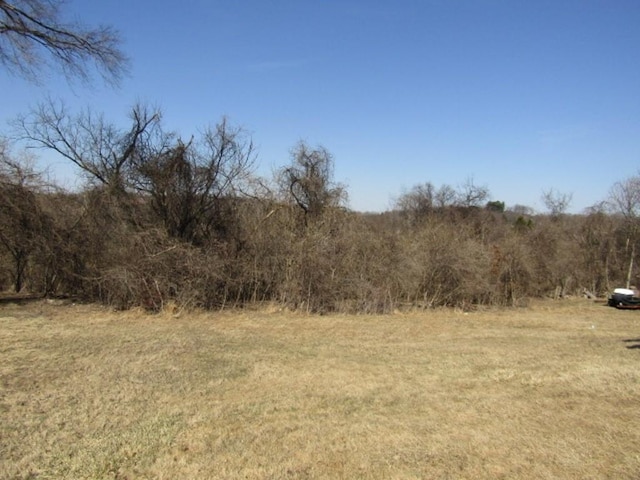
[1, 103, 638, 312]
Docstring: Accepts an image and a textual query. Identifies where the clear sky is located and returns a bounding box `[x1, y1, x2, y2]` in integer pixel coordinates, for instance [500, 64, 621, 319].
[2, 0, 639, 213]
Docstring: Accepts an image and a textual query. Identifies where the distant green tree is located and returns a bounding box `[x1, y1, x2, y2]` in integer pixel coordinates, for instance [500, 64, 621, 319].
[514, 216, 533, 232]
[486, 200, 505, 213]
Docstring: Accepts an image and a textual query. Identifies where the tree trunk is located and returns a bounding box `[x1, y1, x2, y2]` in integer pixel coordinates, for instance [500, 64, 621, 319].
[626, 240, 635, 289]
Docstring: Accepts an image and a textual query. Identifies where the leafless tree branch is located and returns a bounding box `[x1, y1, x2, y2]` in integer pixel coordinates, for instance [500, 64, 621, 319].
[0, 0, 128, 84]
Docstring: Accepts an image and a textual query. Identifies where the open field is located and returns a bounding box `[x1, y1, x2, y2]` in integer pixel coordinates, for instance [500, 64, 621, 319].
[1, 299, 639, 479]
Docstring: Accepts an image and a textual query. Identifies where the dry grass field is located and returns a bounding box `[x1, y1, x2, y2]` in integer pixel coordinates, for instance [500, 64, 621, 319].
[1, 299, 639, 479]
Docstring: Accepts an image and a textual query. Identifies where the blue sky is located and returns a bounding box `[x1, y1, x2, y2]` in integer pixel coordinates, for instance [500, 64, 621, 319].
[2, 0, 639, 212]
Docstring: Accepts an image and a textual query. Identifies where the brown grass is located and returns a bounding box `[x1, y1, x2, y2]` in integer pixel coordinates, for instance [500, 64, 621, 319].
[1, 299, 639, 479]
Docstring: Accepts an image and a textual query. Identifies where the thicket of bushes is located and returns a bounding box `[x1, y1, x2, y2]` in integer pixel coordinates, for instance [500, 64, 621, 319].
[0, 106, 637, 312]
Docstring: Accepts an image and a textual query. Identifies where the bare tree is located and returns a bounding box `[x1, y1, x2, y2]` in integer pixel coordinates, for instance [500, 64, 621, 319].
[0, 136, 43, 186]
[456, 177, 490, 208]
[541, 188, 573, 218]
[133, 117, 256, 244]
[396, 179, 491, 224]
[16, 100, 162, 194]
[280, 142, 346, 221]
[0, 143, 49, 292]
[608, 175, 640, 219]
[608, 174, 640, 288]
[510, 204, 535, 216]
[0, 0, 127, 84]
[434, 184, 456, 208]
[395, 182, 435, 221]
